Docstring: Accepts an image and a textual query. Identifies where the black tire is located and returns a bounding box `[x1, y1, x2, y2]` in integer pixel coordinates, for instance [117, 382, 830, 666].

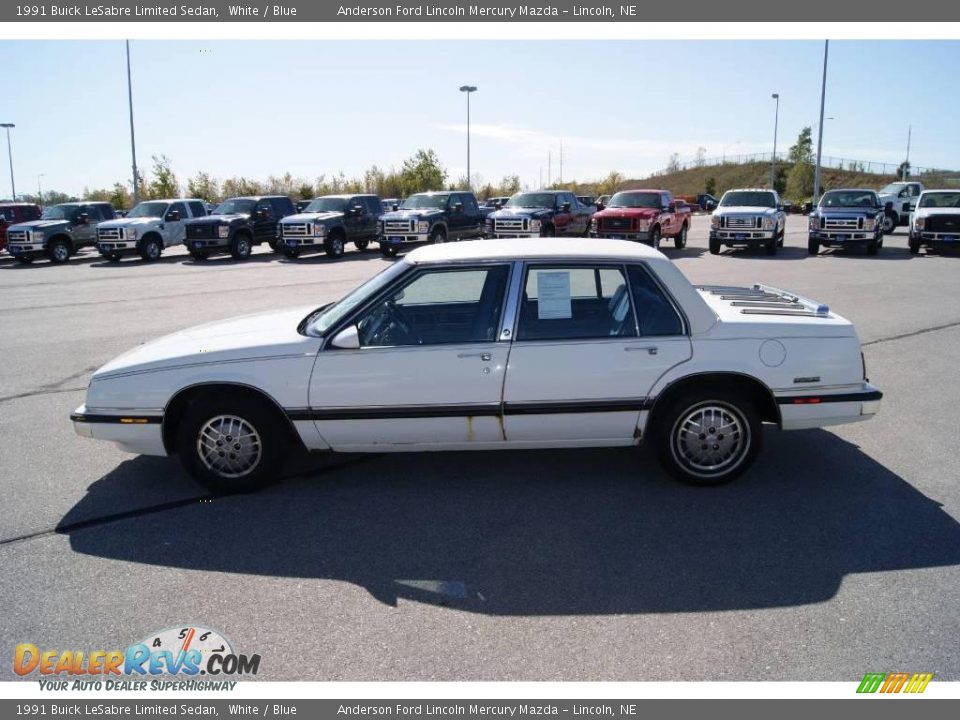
[674, 224, 688, 249]
[229, 233, 252, 260]
[354, 239, 370, 252]
[189, 250, 209, 261]
[656, 389, 762, 486]
[47, 239, 70, 264]
[765, 235, 777, 255]
[139, 236, 162, 262]
[709, 236, 721, 255]
[429, 227, 447, 244]
[105, 253, 122, 263]
[15, 255, 34, 264]
[866, 238, 879, 256]
[540, 224, 556, 238]
[882, 211, 897, 235]
[908, 235, 920, 254]
[324, 232, 346, 258]
[176, 393, 289, 494]
[777, 227, 785, 247]
[807, 237, 820, 255]
[269, 239, 285, 254]
[380, 244, 398, 257]
[648, 226, 662, 250]
[282, 247, 300, 259]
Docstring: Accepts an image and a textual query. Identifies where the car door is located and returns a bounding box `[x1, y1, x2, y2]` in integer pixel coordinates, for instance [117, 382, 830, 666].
[76, 205, 101, 246]
[444, 193, 466, 240]
[502, 262, 692, 444]
[164, 202, 189, 246]
[253, 199, 274, 243]
[309, 263, 514, 450]
[461, 193, 482, 237]
[363, 196, 382, 239]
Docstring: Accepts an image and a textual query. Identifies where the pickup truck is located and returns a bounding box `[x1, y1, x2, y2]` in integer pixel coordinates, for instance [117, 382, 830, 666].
[96, 198, 208, 262]
[6, 201, 117, 264]
[877, 181, 924, 234]
[908, 189, 960, 255]
[377, 191, 485, 257]
[278, 194, 382, 258]
[0, 203, 42, 253]
[182, 195, 296, 260]
[485, 190, 592, 239]
[709, 188, 786, 255]
[807, 188, 886, 255]
[591, 189, 691, 249]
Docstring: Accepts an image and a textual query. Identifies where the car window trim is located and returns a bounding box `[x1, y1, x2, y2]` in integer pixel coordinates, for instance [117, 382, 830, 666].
[627, 262, 690, 338]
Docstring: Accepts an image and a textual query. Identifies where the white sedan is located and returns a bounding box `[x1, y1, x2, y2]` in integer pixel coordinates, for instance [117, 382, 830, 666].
[72, 239, 882, 491]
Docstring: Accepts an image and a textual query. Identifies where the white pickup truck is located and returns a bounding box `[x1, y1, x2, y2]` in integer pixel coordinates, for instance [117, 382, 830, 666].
[96, 198, 208, 262]
[877, 181, 924, 234]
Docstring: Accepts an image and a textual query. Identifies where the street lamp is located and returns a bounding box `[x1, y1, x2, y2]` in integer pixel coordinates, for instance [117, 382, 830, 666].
[0, 123, 15, 200]
[37, 173, 44, 206]
[770, 93, 780, 189]
[126, 40, 139, 203]
[812, 40, 829, 206]
[459, 85, 477, 189]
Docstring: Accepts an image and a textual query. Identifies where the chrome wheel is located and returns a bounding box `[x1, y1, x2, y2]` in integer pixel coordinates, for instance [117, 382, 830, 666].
[670, 401, 750, 479]
[196, 414, 262, 479]
[237, 238, 250, 256]
[51, 242, 69, 263]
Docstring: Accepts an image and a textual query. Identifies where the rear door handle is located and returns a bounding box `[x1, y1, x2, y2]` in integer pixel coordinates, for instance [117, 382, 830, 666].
[625, 346, 658, 355]
[458, 352, 492, 361]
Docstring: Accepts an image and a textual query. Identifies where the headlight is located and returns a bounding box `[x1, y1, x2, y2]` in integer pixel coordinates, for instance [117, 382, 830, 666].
[863, 218, 876, 231]
[30, 230, 44, 241]
[809, 217, 820, 231]
[417, 221, 430, 233]
[527, 220, 540, 231]
[217, 225, 230, 238]
[710, 215, 721, 229]
[762, 216, 774, 230]
[637, 219, 651, 230]
[313, 224, 326, 237]
[915, 216, 925, 230]
[127, 228, 139, 240]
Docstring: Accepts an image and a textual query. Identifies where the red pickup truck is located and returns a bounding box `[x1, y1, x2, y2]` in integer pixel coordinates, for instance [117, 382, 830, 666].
[590, 189, 691, 249]
[0, 203, 43, 252]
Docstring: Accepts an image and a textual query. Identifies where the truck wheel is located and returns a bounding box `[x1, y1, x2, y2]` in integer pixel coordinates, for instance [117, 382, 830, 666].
[648, 227, 661, 250]
[189, 250, 209, 261]
[764, 236, 778, 255]
[47, 239, 71, 264]
[908, 235, 920, 254]
[229, 234, 252, 260]
[656, 388, 761, 486]
[708, 236, 721, 255]
[139, 237, 162, 262]
[866, 238, 879, 256]
[882, 212, 897, 234]
[777, 227, 785, 247]
[675, 224, 688, 249]
[430, 227, 447, 244]
[15, 255, 34, 264]
[269, 239, 285, 253]
[282, 247, 300, 259]
[380, 245, 398, 257]
[540, 225, 556, 238]
[105, 253, 122, 263]
[807, 238, 820, 255]
[354, 239, 370, 252]
[324, 232, 346, 258]
[176, 394, 288, 494]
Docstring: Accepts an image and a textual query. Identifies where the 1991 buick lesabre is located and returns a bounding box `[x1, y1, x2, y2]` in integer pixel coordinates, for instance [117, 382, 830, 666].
[72, 240, 882, 491]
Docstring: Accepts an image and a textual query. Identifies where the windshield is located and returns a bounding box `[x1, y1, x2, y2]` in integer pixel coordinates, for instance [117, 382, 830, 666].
[820, 191, 877, 208]
[213, 198, 256, 215]
[304, 197, 349, 213]
[40, 204, 78, 221]
[307, 261, 410, 336]
[506, 193, 558, 209]
[879, 183, 907, 195]
[720, 191, 776, 208]
[402, 194, 449, 210]
[918, 192, 960, 209]
[607, 191, 660, 209]
[126, 201, 169, 219]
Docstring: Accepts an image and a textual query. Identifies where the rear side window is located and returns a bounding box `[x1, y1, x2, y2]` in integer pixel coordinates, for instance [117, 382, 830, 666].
[188, 201, 206, 218]
[517, 265, 636, 341]
[167, 202, 188, 220]
[627, 265, 684, 336]
[364, 196, 381, 215]
[82, 205, 103, 221]
[462, 194, 479, 215]
[270, 197, 294, 217]
[98, 204, 115, 220]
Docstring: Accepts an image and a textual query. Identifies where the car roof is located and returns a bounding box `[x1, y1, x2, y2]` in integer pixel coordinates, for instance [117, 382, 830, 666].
[614, 189, 663, 194]
[822, 188, 877, 193]
[406, 238, 665, 264]
[724, 188, 777, 193]
[140, 198, 205, 203]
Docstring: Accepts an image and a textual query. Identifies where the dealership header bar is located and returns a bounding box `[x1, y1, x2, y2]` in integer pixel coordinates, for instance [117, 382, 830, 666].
[5, 0, 960, 22]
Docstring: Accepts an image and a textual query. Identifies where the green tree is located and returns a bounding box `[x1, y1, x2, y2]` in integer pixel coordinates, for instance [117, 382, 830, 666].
[788, 127, 814, 164]
[399, 149, 447, 195]
[597, 171, 624, 196]
[148, 155, 179, 198]
[109, 182, 132, 210]
[187, 171, 219, 202]
[705, 176, 717, 196]
[499, 174, 522, 196]
[785, 127, 815, 201]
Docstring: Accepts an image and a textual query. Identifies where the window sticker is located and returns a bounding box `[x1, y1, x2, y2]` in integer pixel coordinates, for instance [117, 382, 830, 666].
[537, 271, 572, 320]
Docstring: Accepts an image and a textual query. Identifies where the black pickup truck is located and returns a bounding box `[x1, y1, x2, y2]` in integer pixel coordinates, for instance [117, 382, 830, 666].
[183, 195, 296, 260]
[377, 191, 484, 257]
[277, 194, 382, 258]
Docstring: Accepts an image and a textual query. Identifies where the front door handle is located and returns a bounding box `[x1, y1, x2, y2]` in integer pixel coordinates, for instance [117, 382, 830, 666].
[458, 352, 492, 361]
[625, 346, 658, 355]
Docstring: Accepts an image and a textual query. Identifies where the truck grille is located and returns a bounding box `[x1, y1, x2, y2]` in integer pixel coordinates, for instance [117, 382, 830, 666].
[384, 220, 415, 234]
[725, 216, 758, 229]
[97, 227, 124, 241]
[600, 217, 632, 231]
[823, 216, 862, 230]
[927, 215, 960, 232]
[7, 229, 28, 243]
[493, 218, 528, 232]
[282, 222, 312, 237]
[186, 224, 215, 239]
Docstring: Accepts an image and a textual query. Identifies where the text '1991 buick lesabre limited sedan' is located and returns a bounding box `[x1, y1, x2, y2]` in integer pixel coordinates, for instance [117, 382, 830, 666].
[71, 240, 882, 492]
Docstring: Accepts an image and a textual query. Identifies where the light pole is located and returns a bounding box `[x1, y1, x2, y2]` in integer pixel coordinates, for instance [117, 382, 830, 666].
[0, 123, 15, 200]
[37, 173, 44, 206]
[770, 93, 780, 189]
[812, 40, 829, 205]
[459, 85, 477, 189]
[126, 41, 139, 203]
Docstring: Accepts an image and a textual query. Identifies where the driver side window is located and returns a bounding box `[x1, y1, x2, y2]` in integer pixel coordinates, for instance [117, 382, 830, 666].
[354, 265, 510, 348]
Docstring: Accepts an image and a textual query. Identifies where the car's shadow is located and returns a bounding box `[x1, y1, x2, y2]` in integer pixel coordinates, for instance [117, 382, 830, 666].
[718, 246, 809, 261]
[61, 429, 960, 616]
[817, 245, 917, 260]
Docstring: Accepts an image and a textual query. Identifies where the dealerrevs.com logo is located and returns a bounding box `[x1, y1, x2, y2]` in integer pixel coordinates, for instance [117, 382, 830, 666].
[857, 672, 933, 694]
[14, 626, 260, 691]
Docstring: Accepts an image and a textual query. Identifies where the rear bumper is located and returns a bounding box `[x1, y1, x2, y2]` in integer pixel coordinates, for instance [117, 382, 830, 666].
[71, 404, 167, 456]
[777, 384, 882, 430]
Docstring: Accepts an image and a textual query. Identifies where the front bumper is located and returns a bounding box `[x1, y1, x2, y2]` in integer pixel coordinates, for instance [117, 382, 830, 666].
[592, 230, 651, 242]
[777, 383, 882, 431]
[378, 233, 430, 245]
[914, 231, 960, 245]
[188, 238, 230, 250]
[283, 236, 326, 248]
[7, 242, 46, 256]
[809, 230, 875, 243]
[487, 231, 542, 239]
[711, 229, 775, 245]
[97, 241, 140, 254]
[71, 404, 167, 456]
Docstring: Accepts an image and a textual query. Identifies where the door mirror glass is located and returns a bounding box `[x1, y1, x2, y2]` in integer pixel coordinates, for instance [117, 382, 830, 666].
[454, 202, 464, 213]
[165, 210, 181, 222]
[330, 325, 361, 349]
[561, 202, 571, 212]
[353, 205, 364, 216]
[77, 213, 89, 224]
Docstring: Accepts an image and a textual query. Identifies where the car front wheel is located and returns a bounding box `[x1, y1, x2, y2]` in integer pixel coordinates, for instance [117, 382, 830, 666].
[229, 234, 252, 260]
[675, 224, 687, 249]
[324, 233, 346, 258]
[807, 238, 820, 255]
[657, 390, 761, 486]
[48, 239, 71, 264]
[139, 237, 162, 262]
[882, 212, 897, 234]
[355, 239, 370, 252]
[909, 235, 920, 254]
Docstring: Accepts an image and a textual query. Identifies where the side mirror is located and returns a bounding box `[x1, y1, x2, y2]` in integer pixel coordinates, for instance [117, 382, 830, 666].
[78, 213, 90, 225]
[454, 202, 464, 212]
[561, 202, 572, 212]
[255, 209, 270, 220]
[330, 325, 361, 350]
[392, 204, 400, 212]
[165, 210, 181, 222]
[777, 204, 784, 212]
[0, 217, 7, 226]
[353, 205, 364, 216]
[665, 203, 674, 212]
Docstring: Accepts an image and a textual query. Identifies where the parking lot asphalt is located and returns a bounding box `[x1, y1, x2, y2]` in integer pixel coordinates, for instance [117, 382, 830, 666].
[1, 214, 959, 681]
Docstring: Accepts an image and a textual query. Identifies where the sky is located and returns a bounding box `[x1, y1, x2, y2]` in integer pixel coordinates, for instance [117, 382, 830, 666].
[1, 39, 958, 199]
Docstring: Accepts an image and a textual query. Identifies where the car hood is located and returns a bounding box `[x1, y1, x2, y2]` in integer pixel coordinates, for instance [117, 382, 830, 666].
[914, 207, 960, 217]
[94, 306, 319, 380]
[489, 207, 554, 220]
[595, 207, 660, 219]
[9, 219, 69, 231]
[715, 206, 778, 215]
[186, 213, 247, 225]
[99, 217, 160, 228]
[381, 209, 443, 221]
[282, 211, 344, 223]
[817, 207, 876, 215]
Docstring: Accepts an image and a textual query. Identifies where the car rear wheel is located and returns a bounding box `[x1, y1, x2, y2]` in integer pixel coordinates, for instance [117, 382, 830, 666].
[105, 253, 122, 263]
[657, 390, 761, 486]
[47, 239, 70, 264]
[177, 395, 288, 494]
[430, 227, 447, 244]
[807, 238, 820, 255]
[675, 224, 688, 249]
[882, 212, 897, 234]
[139, 237, 162, 262]
[708, 236, 721, 255]
[909, 235, 920, 254]
[282, 247, 300, 259]
[189, 250, 209, 261]
[648, 227, 661, 250]
[324, 233, 346, 258]
[380, 245, 398, 257]
[229, 234, 252, 260]
[15, 255, 34, 264]
[355, 239, 370, 252]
